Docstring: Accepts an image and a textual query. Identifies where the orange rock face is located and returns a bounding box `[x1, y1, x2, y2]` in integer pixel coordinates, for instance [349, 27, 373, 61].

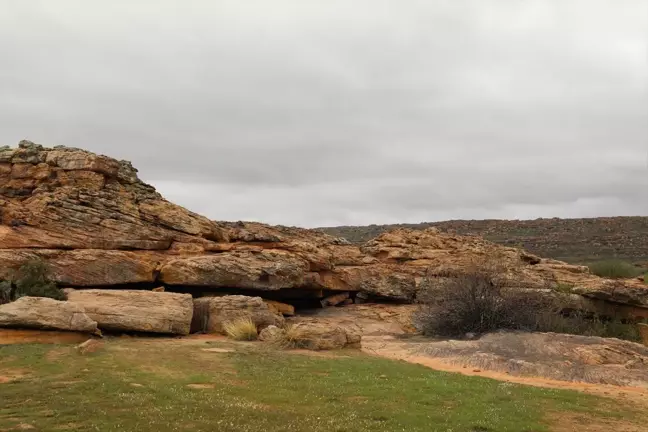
[1, 140, 647, 312]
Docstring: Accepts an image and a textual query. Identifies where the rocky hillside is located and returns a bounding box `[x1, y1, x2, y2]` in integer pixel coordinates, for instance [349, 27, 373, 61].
[319, 217, 648, 264]
[1, 140, 647, 328]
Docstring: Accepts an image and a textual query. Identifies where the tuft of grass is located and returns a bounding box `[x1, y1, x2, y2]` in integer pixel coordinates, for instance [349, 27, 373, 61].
[588, 260, 642, 279]
[260, 324, 308, 350]
[223, 317, 258, 341]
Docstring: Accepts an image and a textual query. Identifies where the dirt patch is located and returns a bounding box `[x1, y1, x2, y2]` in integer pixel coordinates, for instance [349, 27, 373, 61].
[201, 347, 235, 353]
[45, 347, 75, 362]
[0, 329, 91, 345]
[0, 369, 29, 384]
[186, 383, 215, 389]
[549, 411, 647, 432]
[286, 349, 348, 358]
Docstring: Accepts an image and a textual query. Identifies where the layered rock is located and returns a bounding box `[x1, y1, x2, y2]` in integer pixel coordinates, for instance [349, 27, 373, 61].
[0, 140, 647, 320]
[0, 297, 97, 332]
[285, 320, 362, 350]
[64, 289, 193, 335]
[191, 295, 283, 334]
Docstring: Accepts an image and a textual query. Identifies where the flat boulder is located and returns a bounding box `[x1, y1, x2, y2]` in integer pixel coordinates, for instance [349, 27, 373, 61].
[64, 289, 193, 335]
[0, 297, 97, 333]
[191, 295, 284, 334]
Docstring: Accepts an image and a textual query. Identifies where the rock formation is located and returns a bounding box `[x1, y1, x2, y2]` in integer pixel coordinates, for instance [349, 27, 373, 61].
[191, 295, 284, 334]
[64, 289, 193, 335]
[1, 140, 647, 325]
[0, 296, 97, 332]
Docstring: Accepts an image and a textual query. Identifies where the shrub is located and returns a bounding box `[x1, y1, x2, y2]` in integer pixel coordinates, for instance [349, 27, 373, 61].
[223, 317, 258, 341]
[414, 264, 643, 342]
[588, 260, 641, 279]
[0, 280, 12, 304]
[414, 269, 558, 337]
[13, 259, 65, 301]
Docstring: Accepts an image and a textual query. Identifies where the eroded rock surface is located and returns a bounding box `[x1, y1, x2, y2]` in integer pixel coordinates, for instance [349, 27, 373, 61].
[0, 141, 647, 317]
[64, 289, 193, 335]
[0, 296, 97, 332]
[191, 295, 284, 334]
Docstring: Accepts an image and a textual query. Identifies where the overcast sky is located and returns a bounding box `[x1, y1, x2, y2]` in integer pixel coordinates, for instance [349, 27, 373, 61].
[0, 1, 646, 227]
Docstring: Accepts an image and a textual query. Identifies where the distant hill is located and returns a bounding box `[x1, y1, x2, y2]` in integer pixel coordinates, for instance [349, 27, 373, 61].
[318, 217, 648, 265]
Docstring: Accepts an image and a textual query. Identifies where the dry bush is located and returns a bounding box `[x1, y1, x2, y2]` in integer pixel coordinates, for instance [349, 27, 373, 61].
[223, 317, 258, 341]
[414, 261, 642, 341]
[0, 281, 12, 305]
[262, 324, 309, 350]
[414, 267, 556, 337]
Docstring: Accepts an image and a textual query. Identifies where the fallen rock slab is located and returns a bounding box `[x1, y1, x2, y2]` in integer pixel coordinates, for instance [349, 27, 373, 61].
[0, 297, 97, 333]
[191, 295, 284, 334]
[64, 289, 193, 335]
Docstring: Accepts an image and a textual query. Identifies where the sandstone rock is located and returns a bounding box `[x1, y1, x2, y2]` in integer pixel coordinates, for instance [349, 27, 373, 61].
[288, 321, 361, 350]
[0, 297, 97, 333]
[415, 331, 648, 386]
[160, 251, 308, 290]
[1, 141, 647, 321]
[64, 289, 193, 335]
[639, 323, 648, 346]
[0, 141, 228, 251]
[264, 300, 295, 316]
[0, 249, 162, 286]
[191, 295, 284, 334]
[258, 325, 286, 342]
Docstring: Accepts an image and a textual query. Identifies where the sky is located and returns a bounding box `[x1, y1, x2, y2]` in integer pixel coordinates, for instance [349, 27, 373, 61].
[0, 1, 646, 227]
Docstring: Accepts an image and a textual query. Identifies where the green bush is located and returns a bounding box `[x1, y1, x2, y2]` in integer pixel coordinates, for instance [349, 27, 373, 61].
[12, 259, 65, 301]
[588, 260, 642, 279]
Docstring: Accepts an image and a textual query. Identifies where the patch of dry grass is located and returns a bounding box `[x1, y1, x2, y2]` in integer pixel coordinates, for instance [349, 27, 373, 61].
[223, 317, 258, 341]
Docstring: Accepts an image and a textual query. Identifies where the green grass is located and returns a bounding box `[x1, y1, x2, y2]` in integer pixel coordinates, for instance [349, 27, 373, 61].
[0, 339, 644, 432]
[588, 260, 643, 279]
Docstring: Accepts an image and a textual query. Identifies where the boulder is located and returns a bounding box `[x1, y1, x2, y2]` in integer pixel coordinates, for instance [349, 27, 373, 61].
[191, 295, 284, 334]
[64, 289, 193, 335]
[288, 321, 362, 350]
[258, 325, 286, 342]
[0, 297, 97, 333]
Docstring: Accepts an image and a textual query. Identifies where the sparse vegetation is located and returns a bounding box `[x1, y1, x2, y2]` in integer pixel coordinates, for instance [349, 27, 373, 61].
[263, 324, 310, 350]
[319, 216, 648, 265]
[1, 339, 645, 431]
[13, 259, 65, 301]
[223, 317, 258, 341]
[414, 265, 642, 342]
[554, 282, 575, 294]
[588, 260, 642, 279]
[0, 259, 65, 303]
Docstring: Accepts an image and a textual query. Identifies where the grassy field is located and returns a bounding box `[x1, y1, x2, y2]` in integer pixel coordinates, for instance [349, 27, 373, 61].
[0, 338, 644, 432]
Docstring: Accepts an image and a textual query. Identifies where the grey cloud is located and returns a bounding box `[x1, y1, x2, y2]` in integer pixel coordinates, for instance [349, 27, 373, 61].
[0, 0, 646, 226]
